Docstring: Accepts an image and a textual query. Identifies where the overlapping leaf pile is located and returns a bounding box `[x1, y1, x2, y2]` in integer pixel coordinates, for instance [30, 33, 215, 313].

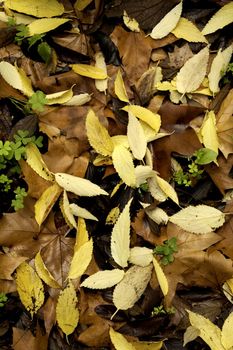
[0, 0, 233, 349]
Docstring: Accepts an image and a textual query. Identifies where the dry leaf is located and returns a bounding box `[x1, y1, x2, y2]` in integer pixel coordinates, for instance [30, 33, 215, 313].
[95, 52, 108, 93]
[114, 69, 129, 103]
[150, 1, 183, 39]
[148, 176, 167, 202]
[202, 2, 233, 35]
[152, 257, 169, 296]
[75, 218, 89, 251]
[71, 64, 107, 79]
[68, 239, 93, 279]
[16, 262, 44, 317]
[109, 327, 136, 350]
[60, 190, 77, 228]
[183, 326, 200, 347]
[64, 93, 91, 106]
[169, 205, 225, 234]
[81, 269, 125, 289]
[122, 105, 161, 132]
[135, 165, 155, 187]
[127, 113, 147, 160]
[69, 203, 98, 221]
[129, 247, 153, 267]
[199, 110, 219, 154]
[45, 87, 74, 105]
[56, 280, 79, 335]
[5, 0, 64, 17]
[172, 17, 207, 43]
[145, 206, 169, 225]
[176, 46, 209, 94]
[35, 251, 60, 289]
[74, 0, 93, 11]
[156, 175, 179, 204]
[28, 18, 69, 36]
[113, 264, 152, 310]
[132, 341, 163, 350]
[112, 145, 136, 187]
[123, 11, 140, 32]
[221, 312, 233, 350]
[111, 199, 132, 268]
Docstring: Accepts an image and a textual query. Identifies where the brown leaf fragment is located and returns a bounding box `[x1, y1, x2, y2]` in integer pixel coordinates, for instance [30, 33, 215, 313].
[205, 154, 233, 194]
[168, 44, 194, 69]
[0, 254, 27, 280]
[13, 324, 48, 350]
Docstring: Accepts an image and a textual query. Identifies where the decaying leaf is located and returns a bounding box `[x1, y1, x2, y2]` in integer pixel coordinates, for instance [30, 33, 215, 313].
[172, 17, 208, 43]
[169, 205, 225, 234]
[199, 110, 219, 154]
[122, 105, 161, 132]
[28, 18, 70, 36]
[81, 269, 125, 289]
[68, 239, 93, 279]
[56, 280, 79, 336]
[152, 257, 168, 296]
[202, 2, 233, 35]
[114, 69, 129, 103]
[111, 199, 132, 268]
[5, 0, 64, 18]
[26, 143, 54, 182]
[16, 262, 44, 317]
[129, 247, 153, 267]
[113, 264, 152, 310]
[71, 64, 107, 79]
[109, 327, 136, 350]
[69, 203, 98, 221]
[127, 113, 147, 160]
[112, 145, 136, 187]
[35, 251, 60, 289]
[150, 1, 183, 39]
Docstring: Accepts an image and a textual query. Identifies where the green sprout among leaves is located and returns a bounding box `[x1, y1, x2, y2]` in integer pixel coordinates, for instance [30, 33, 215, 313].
[27, 91, 47, 113]
[11, 187, 27, 211]
[154, 237, 178, 265]
[151, 304, 175, 317]
[0, 293, 8, 307]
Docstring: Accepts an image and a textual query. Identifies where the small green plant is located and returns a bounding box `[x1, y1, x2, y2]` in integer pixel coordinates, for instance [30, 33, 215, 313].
[151, 304, 175, 317]
[11, 186, 27, 211]
[154, 237, 178, 265]
[27, 91, 47, 112]
[0, 293, 8, 307]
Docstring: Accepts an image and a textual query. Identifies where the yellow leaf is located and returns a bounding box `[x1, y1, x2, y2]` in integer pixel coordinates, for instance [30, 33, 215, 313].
[28, 17, 69, 36]
[150, 1, 183, 39]
[74, 0, 93, 11]
[112, 145, 136, 187]
[45, 87, 74, 105]
[172, 17, 208, 43]
[0, 12, 35, 25]
[156, 175, 179, 204]
[95, 52, 108, 93]
[81, 269, 125, 289]
[145, 207, 169, 225]
[85, 109, 114, 156]
[152, 257, 169, 297]
[187, 310, 224, 350]
[114, 69, 129, 102]
[111, 199, 132, 268]
[69, 203, 98, 221]
[147, 176, 167, 202]
[129, 247, 153, 267]
[199, 110, 219, 154]
[25, 143, 54, 181]
[221, 312, 233, 350]
[176, 46, 209, 94]
[132, 341, 163, 350]
[123, 11, 140, 32]
[18, 67, 34, 97]
[183, 326, 200, 346]
[202, 2, 233, 35]
[64, 93, 91, 106]
[5, 0, 64, 17]
[156, 81, 177, 91]
[71, 64, 107, 79]
[122, 105, 161, 132]
[135, 165, 155, 187]
[35, 251, 60, 289]
[208, 45, 233, 95]
[113, 264, 152, 310]
[75, 218, 89, 251]
[106, 207, 120, 225]
[56, 280, 79, 336]
[35, 183, 62, 226]
[111, 135, 129, 149]
[55, 172, 108, 197]
[60, 190, 77, 228]
[127, 113, 147, 160]
[169, 205, 225, 234]
[109, 327, 136, 350]
[16, 262, 44, 317]
[68, 239, 93, 279]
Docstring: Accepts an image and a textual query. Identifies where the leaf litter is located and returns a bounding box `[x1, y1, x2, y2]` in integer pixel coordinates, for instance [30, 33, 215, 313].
[0, 0, 233, 349]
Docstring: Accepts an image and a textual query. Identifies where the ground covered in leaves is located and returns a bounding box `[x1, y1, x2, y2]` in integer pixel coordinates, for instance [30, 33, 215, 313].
[0, 0, 233, 349]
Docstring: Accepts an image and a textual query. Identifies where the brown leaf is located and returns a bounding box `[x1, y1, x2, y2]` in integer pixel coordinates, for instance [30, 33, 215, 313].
[13, 324, 48, 350]
[0, 254, 27, 280]
[168, 44, 194, 69]
[205, 154, 233, 194]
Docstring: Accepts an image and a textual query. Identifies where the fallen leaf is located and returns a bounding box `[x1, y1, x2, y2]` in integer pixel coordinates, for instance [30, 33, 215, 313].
[152, 257, 169, 296]
[123, 11, 140, 33]
[127, 113, 147, 160]
[35, 251, 60, 289]
[114, 69, 129, 103]
[202, 2, 233, 35]
[109, 327, 136, 350]
[172, 17, 208, 43]
[112, 145, 136, 187]
[129, 247, 153, 267]
[0, 254, 26, 280]
[81, 269, 125, 289]
[71, 64, 107, 79]
[199, 110, 219, 154]
[95, 51, 108, 93]
[122, 105, 161, 132]
[156, 175, 179, 204]
[221, 312, 233, 350]
[45, 86, 74, 105]
[28, 18, 69, 36]
[70, 203, 98, 221]
[5, 0, 64, 17]
[13, 324, 48, 350]
[68, 239, 93, 279]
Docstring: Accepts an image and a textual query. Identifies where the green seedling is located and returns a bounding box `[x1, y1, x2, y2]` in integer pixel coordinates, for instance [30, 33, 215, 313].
[154, 237, 178, 265]
[0, 293, 8, 307]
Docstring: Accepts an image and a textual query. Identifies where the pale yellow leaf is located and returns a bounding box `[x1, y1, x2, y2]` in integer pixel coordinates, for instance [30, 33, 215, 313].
[16, 262, 44, 317]
[35, 251, 60, 289]
[85, 109, 114, 156]
[150, 1, 183, 39]
[75, 0, 93, 11]
[169, 205, 225, 234]
[71, 64, 107, 79]
[113, 264, 152, 310]
[156, 175, 179, 204]
[68, 239, 93, 279]
[0, 12, 35, 24]
[199, 110, 219, 154]
[111, 199, 132, 268]
[56, 280, 79, 336]
[132, 341, 163, 350]
[114, 69, 129, 102]
[80, 269, 125, 289]
[5, 0, 64, 17]
[112, 145, 136, 187]
[208, 45, 233, 95]
[60, 190, 77, 228]
[95, 52, 108, 93]
[152, 257, 168, 296]
[75, 218, 89, 251]
[156, 81, 177, 91]
[145, 207, 169, 225]
[35, 183, 62, 226]
[123, 11, 140, 32]
[172, 17, 208, 43]
[202, 2, 233, 35]
[18, 67, 34, 97]
[221, 312, 233, 350]
[69, 203, 98, 221]
[28, 18, 69, 36]
[183, 326, 200, 346]
[64, 93, 91, 106]
[135, 165, 155, 187]
[111, 135, 129, 149]
[109, 327, 136, 350]
[25, 143, 54, 181]
[122, 105, 161, 132]
[127, 113, 147, 160]
[140, 121, 171, 143]
[147, 176, 167, 202]
[0, 62, 23, 94]
[45, 87, 74, 105]
[55, 173, 108, 196]
[176, 46, 209, 93]
[129, 247, 153, 267]
[187, 310, 224, 350]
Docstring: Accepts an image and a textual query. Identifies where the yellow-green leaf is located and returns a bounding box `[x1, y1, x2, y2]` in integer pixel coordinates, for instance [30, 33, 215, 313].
[199, 110, 219, 154]
[60, 190, 77, 228]
[55, 172, 108, 197]
[71, 64, 107, 79]
[114, 69, 129, 103]
[28, 18, 69, 36]
[129, 247, 153, 267]
[111, 199, 132, 268]
[132, 341, 163, 350]
[5, 0, 64, 18]
[81, 269, 125, 289]
[221, 312, 233, 350]
[45, 87, 74, 105]
[16, 262, 44, 317]
[35, 251, 60, 289]
[112, 145, 136, 187]
[56, 280, 79, 336]
[74, 0, 93, 11]
[156, 175, 179, 204]
[152, 257, 168, 297]
[69, 203, 98, 221]
[75, 218, 89, 251]
[109, 328, 136, 350]
[26, 143, 54, 181]
[122, 105, 161, 132]
[18, 67, 34, 97]
[35, 183, 62, 226]
[127, 113, 147, 160]
[68, 239, 93, 279]
[172, 17, 208, 43]
[150, 1, 183, 39]
[202, 2, 233, 35]
[85, 109, 114, 156]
